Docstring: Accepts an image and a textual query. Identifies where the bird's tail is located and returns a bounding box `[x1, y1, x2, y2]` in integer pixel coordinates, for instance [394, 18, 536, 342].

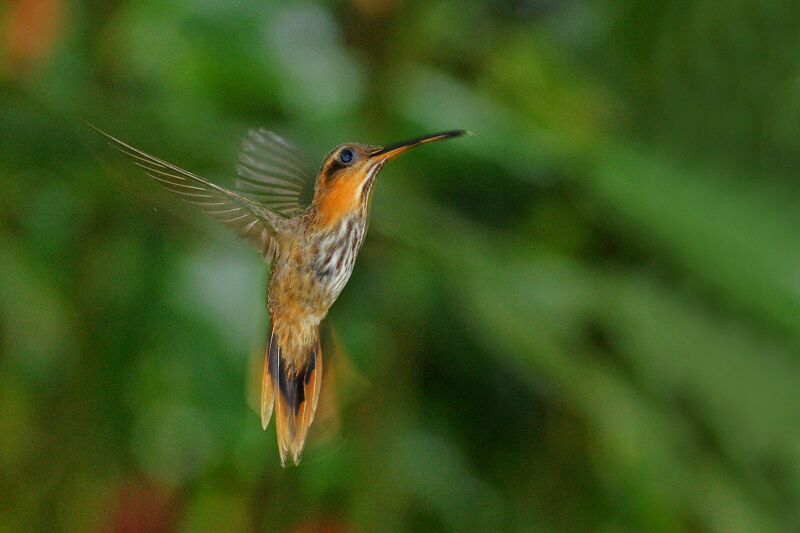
[261, 327, 323, 466]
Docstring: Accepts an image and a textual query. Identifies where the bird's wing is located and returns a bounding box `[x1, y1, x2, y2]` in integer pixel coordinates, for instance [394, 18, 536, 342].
[235, 128, 316, 218]
[91, 125, 283, 259]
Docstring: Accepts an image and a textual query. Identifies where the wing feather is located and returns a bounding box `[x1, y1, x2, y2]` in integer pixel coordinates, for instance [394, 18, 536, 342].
[89, 125, 283, 260]
[235, 128, 316, 217]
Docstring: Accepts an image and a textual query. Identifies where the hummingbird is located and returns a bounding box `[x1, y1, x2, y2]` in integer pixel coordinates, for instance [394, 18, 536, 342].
[91, 125, 469, 465]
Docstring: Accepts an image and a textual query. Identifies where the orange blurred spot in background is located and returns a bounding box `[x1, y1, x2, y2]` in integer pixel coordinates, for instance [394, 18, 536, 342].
[2, 0, 64, 78]
[107, 480, 178, 533]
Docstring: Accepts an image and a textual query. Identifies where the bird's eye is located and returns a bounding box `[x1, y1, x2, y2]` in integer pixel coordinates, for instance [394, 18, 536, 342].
[339, 148, 354, 164]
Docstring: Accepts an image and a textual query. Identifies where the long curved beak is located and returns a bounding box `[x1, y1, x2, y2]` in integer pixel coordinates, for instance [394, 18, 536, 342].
[370, 130, 470, 163]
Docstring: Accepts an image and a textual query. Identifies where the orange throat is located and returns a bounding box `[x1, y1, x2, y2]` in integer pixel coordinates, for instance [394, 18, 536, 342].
[315, 178, 363, 227]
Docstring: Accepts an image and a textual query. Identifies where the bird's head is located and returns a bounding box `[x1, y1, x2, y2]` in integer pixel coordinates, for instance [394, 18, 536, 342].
[311, 130, 469, 226]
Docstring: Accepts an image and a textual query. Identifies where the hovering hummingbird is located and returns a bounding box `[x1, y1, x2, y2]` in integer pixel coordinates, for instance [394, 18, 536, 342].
[92, 125, 468, 465]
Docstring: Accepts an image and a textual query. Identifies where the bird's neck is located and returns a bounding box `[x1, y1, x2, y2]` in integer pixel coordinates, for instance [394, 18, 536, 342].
[311, 179, 365, 228]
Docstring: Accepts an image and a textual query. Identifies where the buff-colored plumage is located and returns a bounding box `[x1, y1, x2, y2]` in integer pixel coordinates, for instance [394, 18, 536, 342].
[91, 125, 468, 465]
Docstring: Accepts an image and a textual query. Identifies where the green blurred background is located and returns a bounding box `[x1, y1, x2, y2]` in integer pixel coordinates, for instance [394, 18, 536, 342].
[3, 1, 800, 531]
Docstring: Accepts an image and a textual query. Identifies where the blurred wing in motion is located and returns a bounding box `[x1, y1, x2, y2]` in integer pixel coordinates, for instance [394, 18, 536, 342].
[236, 128, 316, 218]
[89, 125, 283, 259]
[306, 322, 369, 445]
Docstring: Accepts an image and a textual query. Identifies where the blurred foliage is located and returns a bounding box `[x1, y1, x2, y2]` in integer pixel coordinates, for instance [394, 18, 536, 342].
[2, 0, 800, 532]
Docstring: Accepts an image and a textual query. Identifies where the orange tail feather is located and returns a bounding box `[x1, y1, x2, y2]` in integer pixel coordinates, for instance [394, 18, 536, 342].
[262, 328, 323, 466]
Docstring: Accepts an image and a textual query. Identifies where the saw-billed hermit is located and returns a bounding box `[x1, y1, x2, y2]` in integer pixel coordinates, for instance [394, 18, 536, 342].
[91, 125, 469, 465]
